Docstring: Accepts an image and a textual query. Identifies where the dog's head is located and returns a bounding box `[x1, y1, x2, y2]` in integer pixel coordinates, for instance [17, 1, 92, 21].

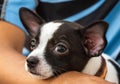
[20, 8, 108, 79]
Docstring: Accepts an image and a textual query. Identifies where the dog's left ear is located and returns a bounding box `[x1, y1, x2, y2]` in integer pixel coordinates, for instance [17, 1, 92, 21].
[19, 7, 45, 37]
[81, 21, 108, 57]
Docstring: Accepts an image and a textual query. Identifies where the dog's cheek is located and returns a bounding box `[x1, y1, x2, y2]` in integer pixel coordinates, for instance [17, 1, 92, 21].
[36, 58, 54, 78]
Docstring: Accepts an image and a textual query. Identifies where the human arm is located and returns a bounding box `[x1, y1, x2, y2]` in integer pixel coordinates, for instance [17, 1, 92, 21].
[0, 20, 48, 84]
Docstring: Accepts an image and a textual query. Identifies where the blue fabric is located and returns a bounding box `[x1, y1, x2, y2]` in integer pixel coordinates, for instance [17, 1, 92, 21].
[4, 0, 36, 33]
[64, 0, 105, 22]
[40, 0, 72, 3]
[104, 1, 120, 59]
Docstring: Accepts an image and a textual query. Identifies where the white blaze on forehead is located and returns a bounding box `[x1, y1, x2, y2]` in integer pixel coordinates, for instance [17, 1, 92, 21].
[28, 22, 63, 57]
[39, 22, 63, 52]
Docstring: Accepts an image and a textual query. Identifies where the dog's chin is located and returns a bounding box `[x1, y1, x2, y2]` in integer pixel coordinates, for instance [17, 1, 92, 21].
[28, 71, 51, 79]
[25, 67, 52, 79]
[25, 67, 53, 79]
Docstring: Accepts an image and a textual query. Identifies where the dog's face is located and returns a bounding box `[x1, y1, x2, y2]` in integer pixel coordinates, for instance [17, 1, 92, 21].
[20, 8, 108, 79]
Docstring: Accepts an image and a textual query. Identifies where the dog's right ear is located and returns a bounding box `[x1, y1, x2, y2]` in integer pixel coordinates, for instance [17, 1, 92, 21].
[19, 7, 45, 37]
[81, 21, 108, 57]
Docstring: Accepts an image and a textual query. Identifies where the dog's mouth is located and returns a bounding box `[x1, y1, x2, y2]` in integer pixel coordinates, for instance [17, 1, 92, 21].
[29, 71, 48, 79]
[28, 69, 51, 79]
[29, 70, 40, 76]
[28, 69, 44, 77]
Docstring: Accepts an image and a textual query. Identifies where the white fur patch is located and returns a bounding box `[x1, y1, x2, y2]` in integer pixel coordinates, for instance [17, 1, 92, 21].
[39, 22, 63, 52]
[82, 56, 102, 75]
[105, 61, 119, 84]
[82, 53, 119, 84]
[26, 22, 63, 79]
[103, 54, 119, 84]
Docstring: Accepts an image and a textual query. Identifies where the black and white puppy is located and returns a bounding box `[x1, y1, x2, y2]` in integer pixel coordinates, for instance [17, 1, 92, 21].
[19, 8, 120, 84]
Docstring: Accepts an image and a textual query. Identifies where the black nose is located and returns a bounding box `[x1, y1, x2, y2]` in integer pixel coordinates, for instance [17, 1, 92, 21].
[26, 56, 39, 68]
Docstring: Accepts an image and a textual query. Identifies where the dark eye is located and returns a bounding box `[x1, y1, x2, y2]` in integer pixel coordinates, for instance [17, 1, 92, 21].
[54, 43, 68, 54]
[30, 38, 36, 50]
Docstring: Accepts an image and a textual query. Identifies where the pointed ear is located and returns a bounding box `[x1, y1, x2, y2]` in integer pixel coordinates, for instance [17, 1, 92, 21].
[19, 7, 45, 37]
[82, 21, 108, 57]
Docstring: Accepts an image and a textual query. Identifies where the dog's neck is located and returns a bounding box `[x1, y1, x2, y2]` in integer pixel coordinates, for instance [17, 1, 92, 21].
[82, 55, 107, 79]
[95, 56, 107, 79]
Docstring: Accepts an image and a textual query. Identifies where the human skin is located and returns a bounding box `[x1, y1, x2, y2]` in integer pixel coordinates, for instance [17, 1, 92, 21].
[0, 21, 114, 84]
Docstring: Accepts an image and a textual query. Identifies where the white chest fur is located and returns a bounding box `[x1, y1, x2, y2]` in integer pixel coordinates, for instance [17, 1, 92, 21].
[82, 53, 119, 84]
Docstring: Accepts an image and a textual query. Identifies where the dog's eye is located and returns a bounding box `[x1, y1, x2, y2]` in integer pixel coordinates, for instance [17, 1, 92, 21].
[54, 43, 68, 54]
[30, 39, 36, 50]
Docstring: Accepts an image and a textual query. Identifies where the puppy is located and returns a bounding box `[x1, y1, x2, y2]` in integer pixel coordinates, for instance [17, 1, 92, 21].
[19, 7, 120, 84]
